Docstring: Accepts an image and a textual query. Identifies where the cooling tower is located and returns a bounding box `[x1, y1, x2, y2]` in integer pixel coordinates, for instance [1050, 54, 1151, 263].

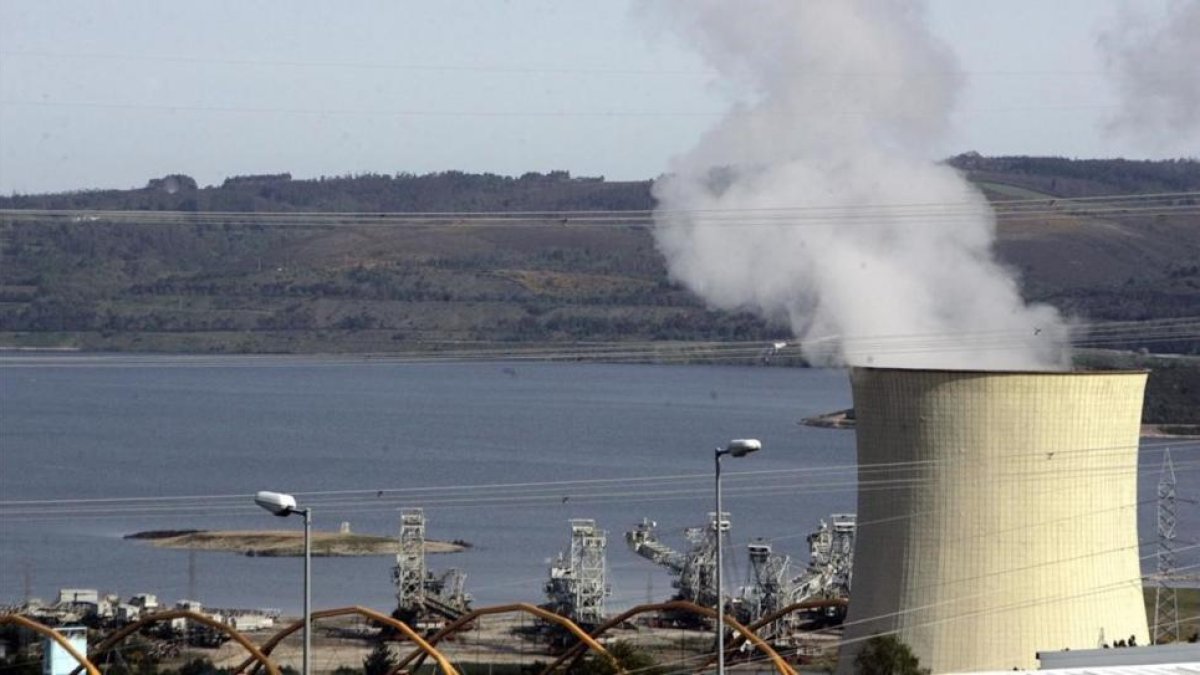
[838, 367, 1149, 674]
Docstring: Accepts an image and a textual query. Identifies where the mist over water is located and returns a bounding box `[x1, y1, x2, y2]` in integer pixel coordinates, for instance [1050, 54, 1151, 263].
[643, 0, 1070, 370]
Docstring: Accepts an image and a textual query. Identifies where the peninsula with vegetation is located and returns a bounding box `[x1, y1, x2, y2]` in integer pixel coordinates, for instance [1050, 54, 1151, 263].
[125, 529, 467, 557]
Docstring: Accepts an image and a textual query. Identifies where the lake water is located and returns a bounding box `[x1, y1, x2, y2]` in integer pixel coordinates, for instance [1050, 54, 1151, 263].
[1, 355, 1195, 615]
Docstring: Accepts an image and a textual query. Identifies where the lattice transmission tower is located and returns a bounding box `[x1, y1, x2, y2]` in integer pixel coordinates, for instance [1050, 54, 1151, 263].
[1153, 448, 1179, 644]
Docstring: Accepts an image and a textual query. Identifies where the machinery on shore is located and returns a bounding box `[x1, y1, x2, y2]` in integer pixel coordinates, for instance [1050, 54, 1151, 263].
[626, 513, 724, 612]
[391, 508, 471, 627]
[543, 519, 610, 629]
[625, 512, 855, 637]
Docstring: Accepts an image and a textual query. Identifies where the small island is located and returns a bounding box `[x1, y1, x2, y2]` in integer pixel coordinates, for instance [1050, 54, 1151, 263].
[125, 529, 468, 557]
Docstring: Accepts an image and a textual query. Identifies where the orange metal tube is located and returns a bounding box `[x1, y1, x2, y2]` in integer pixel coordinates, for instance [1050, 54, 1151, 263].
[236, 606, 458, 675]
[1, 614, 101, 675]
[393, 602, 620, 675]
[538, 600, 796, 675]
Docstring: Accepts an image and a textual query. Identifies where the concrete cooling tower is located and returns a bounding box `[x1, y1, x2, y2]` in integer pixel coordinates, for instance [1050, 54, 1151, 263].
[838, 367, 1149, 674]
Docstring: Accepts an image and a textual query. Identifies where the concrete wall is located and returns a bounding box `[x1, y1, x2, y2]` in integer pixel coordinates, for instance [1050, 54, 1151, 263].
[837, 367, 1150, 674]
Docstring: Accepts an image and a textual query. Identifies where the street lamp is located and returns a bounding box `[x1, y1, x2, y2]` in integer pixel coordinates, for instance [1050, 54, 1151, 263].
[714, 438, 761, 675]
[255, 491, 311, 675]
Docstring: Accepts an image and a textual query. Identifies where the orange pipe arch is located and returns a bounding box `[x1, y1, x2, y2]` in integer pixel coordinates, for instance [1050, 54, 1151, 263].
[392, 603, 620, 675]
[78, 609, 279, 675]
[0, 613, 101, 675]
[538, 600, 797, 675]
[237, 606, 458, 675]
[697, 598, 848, 672]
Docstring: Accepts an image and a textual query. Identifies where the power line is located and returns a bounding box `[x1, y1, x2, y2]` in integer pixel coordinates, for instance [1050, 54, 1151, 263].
[2, 440, 1195, 520]
[4, 189, 1198, 227]
[0, 317, 1195, 368]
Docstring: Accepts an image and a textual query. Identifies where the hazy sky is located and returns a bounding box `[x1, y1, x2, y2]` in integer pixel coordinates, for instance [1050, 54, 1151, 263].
[0, 0, 1194, 195]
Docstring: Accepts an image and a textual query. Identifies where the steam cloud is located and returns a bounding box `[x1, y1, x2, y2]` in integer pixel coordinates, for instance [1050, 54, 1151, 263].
[644, 0, 1069, 370]
[1100, 0, 1200, 145]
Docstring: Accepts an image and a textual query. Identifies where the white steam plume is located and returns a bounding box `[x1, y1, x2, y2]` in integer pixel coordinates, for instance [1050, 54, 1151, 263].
[1099, 0, 1200, 146]
[643, 0, 1069, 370]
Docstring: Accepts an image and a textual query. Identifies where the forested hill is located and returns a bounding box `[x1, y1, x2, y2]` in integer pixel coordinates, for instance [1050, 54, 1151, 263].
[4, 157, 1198, 213]
[2, 156, 1199, 358]
[0, 171, 656, 213]
[946, 153, 1200, 196]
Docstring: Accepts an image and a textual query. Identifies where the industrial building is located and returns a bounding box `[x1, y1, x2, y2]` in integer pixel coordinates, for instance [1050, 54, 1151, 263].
[838, 367, 1150, 673]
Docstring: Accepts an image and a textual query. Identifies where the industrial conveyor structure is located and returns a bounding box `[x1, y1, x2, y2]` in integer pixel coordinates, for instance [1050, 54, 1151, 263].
[543, 519, 610, 628]
[391, 508, 471, 625]
[740, 514, 856, 641]
[626, 512, 855, 636]
[625, 513, 726, 611]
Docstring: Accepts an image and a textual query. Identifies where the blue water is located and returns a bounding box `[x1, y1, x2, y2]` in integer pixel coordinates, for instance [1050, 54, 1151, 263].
[0, 355, 858, 613]
[1, 355, 1194, 616]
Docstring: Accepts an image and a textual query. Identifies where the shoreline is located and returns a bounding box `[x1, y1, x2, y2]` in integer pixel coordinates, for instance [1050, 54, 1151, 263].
[800, 409, 1200, 439]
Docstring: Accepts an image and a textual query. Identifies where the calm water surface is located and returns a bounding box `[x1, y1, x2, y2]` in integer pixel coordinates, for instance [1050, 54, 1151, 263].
[1, 355, 859, 613]
[1, 355, 1193, 614]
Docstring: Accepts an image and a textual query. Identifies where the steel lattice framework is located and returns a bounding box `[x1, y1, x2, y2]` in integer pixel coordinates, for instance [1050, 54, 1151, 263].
[544, 519, 609, 627]
[393, 508, 427, 613]
[1153, 448, 1180, 644]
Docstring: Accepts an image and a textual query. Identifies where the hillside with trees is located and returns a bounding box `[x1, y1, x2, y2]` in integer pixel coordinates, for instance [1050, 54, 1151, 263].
[1, 157, 1198, 422]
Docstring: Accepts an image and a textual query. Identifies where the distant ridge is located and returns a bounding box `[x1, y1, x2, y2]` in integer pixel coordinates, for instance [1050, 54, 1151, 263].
[1, 156, 1197, 372]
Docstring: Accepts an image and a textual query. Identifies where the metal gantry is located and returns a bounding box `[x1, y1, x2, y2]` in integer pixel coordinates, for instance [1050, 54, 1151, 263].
[392, 508, 471, 623]
[798, 513, 856, 600]
[544, 519, 610, 627]
[1153, 449, 1180, 644]
[393, 508, 428, 613]
[627, 512, 855, 640]
[626, 514, 722, 611]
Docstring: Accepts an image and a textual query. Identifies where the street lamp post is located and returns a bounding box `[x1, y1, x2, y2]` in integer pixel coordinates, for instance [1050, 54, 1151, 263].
[714, 439, 761, 675]
[255, 491, 311, 675]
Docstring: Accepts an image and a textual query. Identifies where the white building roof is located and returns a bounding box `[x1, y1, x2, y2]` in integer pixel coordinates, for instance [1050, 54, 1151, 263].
[961, 665, 1200, 675]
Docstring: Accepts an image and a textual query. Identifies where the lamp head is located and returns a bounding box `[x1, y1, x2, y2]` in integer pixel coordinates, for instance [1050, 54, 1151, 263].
[725, 438, 762, 458]
[254, 490, 297, 517]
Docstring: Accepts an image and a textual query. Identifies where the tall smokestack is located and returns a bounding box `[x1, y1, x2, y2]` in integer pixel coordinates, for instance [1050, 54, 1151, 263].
[839, 367, 1149, 673]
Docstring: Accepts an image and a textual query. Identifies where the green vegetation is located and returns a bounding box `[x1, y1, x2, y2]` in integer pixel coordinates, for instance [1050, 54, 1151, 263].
[1, 170, 654, 214]
[1075, 351, 1200, 424]
[1143, 587, 1200, 643]
[168, 658, 232, 675]
[854, 634, 930, 675]
[0, 625, 41, 675]
[361, 642, 398, 675]
[949, 153, 1200, 196]
[2, 157, 1198, 376]
[571, 640, 665, 675]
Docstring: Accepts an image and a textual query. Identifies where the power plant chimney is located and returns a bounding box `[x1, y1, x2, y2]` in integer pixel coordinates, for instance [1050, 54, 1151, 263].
[838, 367, 1150, 673]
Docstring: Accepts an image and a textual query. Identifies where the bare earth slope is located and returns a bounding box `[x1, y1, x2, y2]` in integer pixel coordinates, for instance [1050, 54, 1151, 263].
[1, 158, 1197, 356]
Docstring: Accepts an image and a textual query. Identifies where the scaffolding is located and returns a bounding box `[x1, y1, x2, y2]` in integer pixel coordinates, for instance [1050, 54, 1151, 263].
[625, 513, 725, 611]
[391, 508, 471, 624]
[627, 511, 855, 637]
[393, 508, 427, 612]
[544, 519, 610, 627]
[743, 539, 789, 622]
